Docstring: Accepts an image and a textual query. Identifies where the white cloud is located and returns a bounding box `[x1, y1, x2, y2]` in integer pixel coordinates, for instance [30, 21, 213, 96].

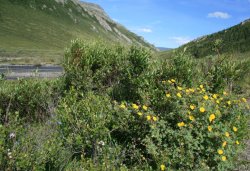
[208, 12, 231, 19]
[170, 36, 192, 45]
[137, 28, 152, 33]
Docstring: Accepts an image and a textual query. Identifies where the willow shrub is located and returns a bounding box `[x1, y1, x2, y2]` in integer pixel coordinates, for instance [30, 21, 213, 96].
[2, 41, 248, 170]
[0, 79, 63, 170]
[59, 40, 249, 170]
[63, 39, 152, 102]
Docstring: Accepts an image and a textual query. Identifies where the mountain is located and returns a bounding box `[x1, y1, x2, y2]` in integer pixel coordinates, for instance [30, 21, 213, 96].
[179, 19, 250, 58]
[0, 0, 155, 63]
[157, 47, 172, 51]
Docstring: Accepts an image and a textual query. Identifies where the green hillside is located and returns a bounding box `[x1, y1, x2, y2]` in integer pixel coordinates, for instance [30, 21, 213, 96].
[0, 0, 154, 64]
[180, 19, 250, 58]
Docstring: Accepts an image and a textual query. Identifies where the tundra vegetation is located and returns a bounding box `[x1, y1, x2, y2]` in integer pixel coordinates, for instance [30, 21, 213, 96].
[0, 40, 249, 170]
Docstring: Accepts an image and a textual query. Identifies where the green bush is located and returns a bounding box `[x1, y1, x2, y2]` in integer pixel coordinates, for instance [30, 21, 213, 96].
[143, 80, 249, 170]
[63, 40, 152, 102]
[156, 50, 198, 87]
[200, 56, 250, 93]
[0, 79, 64, 170]
[0, 41, 249, 170]
[0, 79, 61, 124]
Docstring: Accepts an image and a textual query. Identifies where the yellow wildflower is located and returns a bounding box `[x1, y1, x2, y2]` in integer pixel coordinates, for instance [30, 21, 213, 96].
[216, 100, 220, 104]
[199, 107, 206, 113]
[132, 104, 139, 110]
[208, 126, 212, 132]
[177, 92, 182, 98]
[146, 115, 151, 121]
[218, 149, 224, 155]
[203, 95, 209, 100]
[189, 115, 195, 121]
[225, 132, 230, 137]
[233, 126, 238, 132]
[185, 89, 190, 94]
[168, 80, 172, 84]
[177, 86, 183, 91]
[189, 88, 195, 93]
[142, 105, 148, 111]
[120, 104, 126, 109]
[160, 164, 166, 171]
[242, 98, 247, 103]
[177, 122, 185, 127]
[221, 156, 227, 161]
[171, 79, 176, 83]
[190, 104, 196, 110]
[236, 140, 240, 145]
[223, 91, 228, 95]
[152, 116, 157, 121]
[222, 141, 227, 147]
[166, 93, 171, 98]
[227, 101, 231, 105]
[212, 94, 218, 99]
[137, 112, 143, 116]
[200, 85, 204, 89]
[209, 114, 216, 122]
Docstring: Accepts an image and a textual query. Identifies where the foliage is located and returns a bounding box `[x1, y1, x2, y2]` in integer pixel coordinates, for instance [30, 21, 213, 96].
[180, 20, 250, 58]
[156, 50, 198, 87]
[0, 79, 61, 124]
[200, 55, 250, 93]
[0, 41, 249, 170]
[63, 40, 152, 102]
[0, 79, 64, 170]
[143, 80, 249, 170]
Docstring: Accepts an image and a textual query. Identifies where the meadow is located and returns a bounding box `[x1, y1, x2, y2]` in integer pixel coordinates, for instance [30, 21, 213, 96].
[0, 40, 249, 170]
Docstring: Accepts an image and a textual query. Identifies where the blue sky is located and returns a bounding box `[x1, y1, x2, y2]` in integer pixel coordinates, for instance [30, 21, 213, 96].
[84, 0, 250, 48]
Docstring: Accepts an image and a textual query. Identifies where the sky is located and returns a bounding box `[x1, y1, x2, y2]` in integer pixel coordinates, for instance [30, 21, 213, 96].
[84, 0, 250, 48]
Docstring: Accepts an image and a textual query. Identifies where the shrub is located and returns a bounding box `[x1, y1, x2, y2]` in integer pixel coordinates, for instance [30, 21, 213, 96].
[200, 56, 250, 93]
[116, 80, 249, 170]
[63, 40, 152, 102]
[56, 89, 125, 169]
[0, 79, 64, 170]
[0, 41, 249, 170]
[0, 79, 61, 124]
[156, 50, 199, 87]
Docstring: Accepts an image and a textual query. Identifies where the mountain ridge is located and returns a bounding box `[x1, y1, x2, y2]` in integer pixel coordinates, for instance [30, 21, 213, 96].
[179, 18, 250, 57]
[0, 0, 155, 63]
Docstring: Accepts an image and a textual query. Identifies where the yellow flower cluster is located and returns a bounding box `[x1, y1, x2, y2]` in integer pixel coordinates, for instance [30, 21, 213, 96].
[161, 81, 246, 164]
[119, 103, 159, 123]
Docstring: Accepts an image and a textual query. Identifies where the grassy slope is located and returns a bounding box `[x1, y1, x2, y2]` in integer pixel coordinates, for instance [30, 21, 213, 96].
[0, 0, 154, 64]
[156, 19, 250, 61]
[181, 19, 250, 58]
